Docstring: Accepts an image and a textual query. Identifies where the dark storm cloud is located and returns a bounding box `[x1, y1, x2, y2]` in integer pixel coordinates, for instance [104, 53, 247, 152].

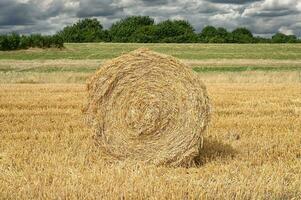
[206, 0, 262, 4]
[0, 0, 68, 26]
[141, 0, 169, 6]
[0, 0, 76, 34]
[0, 0, 37, 26]
[0, 0, 300, 37]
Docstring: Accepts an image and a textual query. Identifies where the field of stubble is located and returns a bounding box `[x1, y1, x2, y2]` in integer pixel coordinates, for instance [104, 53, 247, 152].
[1, 44, 301, 199]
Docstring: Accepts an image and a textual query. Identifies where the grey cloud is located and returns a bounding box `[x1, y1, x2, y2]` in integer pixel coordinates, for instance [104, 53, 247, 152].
[0, 0, 74, 34]
[77, 0, 123, 18]
[206, 0, 262, 4]
[0, 0, 37, 26]
[181, 1, 222, 14]
[46, 0, 66, 18]
[141, 0, 169, 6]
[238, 0, 301, 36]
[0, 0, 68, 26]
[242, 0, 299, 17]
[249, 9, 298, 17]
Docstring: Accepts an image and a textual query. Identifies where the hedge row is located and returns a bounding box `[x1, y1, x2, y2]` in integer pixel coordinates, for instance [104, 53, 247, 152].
[58, 17, 300, 43]
[1, 16, 300, 51]
[0, 34, 64, 51]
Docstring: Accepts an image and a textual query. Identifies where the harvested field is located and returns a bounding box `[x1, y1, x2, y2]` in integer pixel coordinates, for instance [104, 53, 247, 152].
[1, 83, 301, 199]
[0, 58, 300, 84]
[1, 43, 301, 199]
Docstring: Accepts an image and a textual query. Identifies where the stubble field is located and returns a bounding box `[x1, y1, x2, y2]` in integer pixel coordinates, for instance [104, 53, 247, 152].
[1, 43, 301, 199]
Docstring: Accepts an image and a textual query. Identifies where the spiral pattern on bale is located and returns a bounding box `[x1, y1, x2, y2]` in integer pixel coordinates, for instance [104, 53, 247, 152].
[84, 48, 211, 166]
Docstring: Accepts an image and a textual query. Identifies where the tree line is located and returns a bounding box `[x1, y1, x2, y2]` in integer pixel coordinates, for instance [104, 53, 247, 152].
[1, 16, 300, 51]
[58, 16, 300, 43]
[0, 33, 64, 51]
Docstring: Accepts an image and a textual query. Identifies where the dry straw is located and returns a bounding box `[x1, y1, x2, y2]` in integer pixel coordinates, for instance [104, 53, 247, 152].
[84, 48, 211, 166]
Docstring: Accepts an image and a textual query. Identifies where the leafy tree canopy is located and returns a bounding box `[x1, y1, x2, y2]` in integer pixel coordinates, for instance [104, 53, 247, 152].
[272, 33, 297, 43]
[110, 16, 154, 42]
[231, 27, 254, 43]
[58, 18, 104, 42]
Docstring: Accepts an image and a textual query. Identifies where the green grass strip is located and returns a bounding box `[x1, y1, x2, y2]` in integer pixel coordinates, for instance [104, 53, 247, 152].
[1, 65, 301, 73]
[193, 66, 301, 73]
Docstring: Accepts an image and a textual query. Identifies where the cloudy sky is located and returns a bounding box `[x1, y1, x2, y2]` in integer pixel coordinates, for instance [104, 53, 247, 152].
[0, 0, 300, 37]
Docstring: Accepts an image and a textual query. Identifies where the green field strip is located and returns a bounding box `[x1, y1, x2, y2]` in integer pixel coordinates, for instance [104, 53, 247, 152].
[1, 65, 301, 74]
[193, 66, 301, 73]
[0, 43, 301, 60]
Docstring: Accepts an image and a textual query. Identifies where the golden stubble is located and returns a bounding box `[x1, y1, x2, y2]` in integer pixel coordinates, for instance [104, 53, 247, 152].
[1, 83, 300, 199]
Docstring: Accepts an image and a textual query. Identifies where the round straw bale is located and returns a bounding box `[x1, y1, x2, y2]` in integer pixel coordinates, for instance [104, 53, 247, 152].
[84, 48, 211, 166]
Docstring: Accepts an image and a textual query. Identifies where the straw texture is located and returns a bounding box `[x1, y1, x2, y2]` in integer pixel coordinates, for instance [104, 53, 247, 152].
[84, 48, 211, 166]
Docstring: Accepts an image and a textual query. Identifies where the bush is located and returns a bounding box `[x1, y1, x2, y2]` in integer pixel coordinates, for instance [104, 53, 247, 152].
[51, 34, 64, 48]
[253, 37, 271, 43]
[0, 33, 21, 50]
[159, 34, 199, 43]
[0, 35, 10, 50]
[0, 33, 64, 51]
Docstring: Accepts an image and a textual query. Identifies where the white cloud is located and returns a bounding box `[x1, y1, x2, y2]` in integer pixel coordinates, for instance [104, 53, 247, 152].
[279, 26, 294, 35]
[297, 2, 301, 11]
[243, 0, 299, 17]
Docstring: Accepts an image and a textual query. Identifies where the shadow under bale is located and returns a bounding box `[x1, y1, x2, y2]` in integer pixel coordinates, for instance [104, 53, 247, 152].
[195, 138, 237, 166]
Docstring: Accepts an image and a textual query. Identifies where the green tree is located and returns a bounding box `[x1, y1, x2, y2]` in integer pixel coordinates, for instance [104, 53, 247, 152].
[272, 33, 287, 43]
[102, 30, 112, 42]
[171, 33, 199, 43]
[58, 18, 105, 42]
[209, 36, 225, 43]
[19, 35, 30, 49]
[0, 35, 10, 50]
[205, 27, 230, 43]
[7, 33, 21, 50]
[199, 26, 218, 42]
[110, 16, 154, 42]
[42, 36, 53, 48]
[231, 27, 254, 43]
[28, 34, 44, 48]
[271, 33, 297, 43]
[130, 25, 159, 43]
[253, 36, 271, 43]
[51, 34, 64, 48]
[287, 35, 297, 43]
[216, 27, 230, 43]
[155, 20, 196, 42]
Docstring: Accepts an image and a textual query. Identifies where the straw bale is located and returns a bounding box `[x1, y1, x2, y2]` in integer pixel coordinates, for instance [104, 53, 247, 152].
[84, 48, 211, 166]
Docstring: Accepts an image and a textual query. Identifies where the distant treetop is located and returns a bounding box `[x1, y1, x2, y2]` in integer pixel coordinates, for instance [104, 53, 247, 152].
[56, 16, 298, 43]
[1, 15, 300, 50]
